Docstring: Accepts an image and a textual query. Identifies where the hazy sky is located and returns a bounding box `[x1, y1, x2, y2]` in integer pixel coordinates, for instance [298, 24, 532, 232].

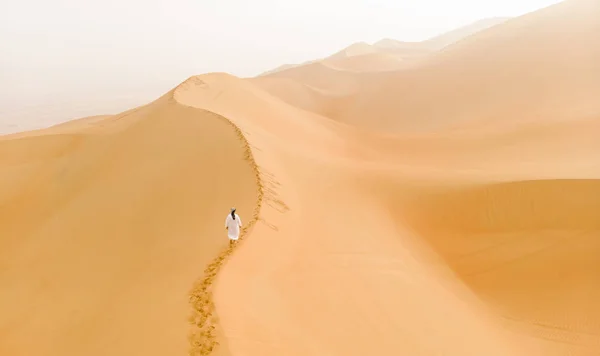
[1, 0, 563, 131]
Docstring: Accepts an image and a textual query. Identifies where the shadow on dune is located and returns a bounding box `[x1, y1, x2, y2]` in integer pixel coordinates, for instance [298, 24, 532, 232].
[392, 178, 600, 345]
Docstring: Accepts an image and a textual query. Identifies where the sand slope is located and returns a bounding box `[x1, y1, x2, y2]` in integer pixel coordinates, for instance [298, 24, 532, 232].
[421, 17, 510, 50]
[251, 16, 515, 126]
[259, 17, 510, 78]
[338, 0, 600, 132]
[2, 0, 600, 355]
[0, 92, 259, 356]
[171, 74, 525, 356]
[3, 67, 598, 354]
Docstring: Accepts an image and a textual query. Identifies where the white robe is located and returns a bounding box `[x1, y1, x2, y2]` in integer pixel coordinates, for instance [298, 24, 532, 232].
[225, 213, 242, 240]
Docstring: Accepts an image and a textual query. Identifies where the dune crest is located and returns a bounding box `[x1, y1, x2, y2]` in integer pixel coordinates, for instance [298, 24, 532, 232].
[2, 0, 600, 355]
[0, 89, 261, 356]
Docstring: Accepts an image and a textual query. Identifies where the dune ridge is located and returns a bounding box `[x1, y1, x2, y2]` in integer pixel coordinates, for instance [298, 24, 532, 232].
[171, 80, 266, 356]
[334, 0, 600, 133]
[170, 73, 530, 356]
[2, 1, 600, 355]
[0, 85, 263, 356]
[258, 17, 511, 77]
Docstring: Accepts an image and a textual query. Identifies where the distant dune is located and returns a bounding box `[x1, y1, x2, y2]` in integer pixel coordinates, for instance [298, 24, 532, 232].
[258, 17, 510, 77]
[252, 16, 512, 118]
[1, 0, 600, 356]
[323, 0, 600, 133]
[413, 17, 510, 51]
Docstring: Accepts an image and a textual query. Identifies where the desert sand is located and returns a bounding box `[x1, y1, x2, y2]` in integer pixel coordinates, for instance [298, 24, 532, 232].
[1, 0, 600, 355]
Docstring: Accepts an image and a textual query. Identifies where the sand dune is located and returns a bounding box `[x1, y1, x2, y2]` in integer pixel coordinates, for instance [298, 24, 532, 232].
[258, 17, 510, 78]
[171, 74, 525, 356]
[337, 0, 600, 132]
[260, 0, 600, 134]
[401, 179, 600, 348]
[421, 17, 510, 50]
[322, 53, 406, 72]
[249, 54, 391, 120]
[328, 42, 380, 58]
[2, 0, 600, 355]
[249, 50, 406, 119]
[0, 92, 259, 355]
[373, 18, 510, 52]
[252, 16, 515, 123]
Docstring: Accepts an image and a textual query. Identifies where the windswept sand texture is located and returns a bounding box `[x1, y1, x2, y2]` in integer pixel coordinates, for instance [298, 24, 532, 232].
[2, 0, 600, 355]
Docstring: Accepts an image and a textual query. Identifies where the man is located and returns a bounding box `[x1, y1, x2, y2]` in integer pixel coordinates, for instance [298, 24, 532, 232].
[225, 207, 242, 247]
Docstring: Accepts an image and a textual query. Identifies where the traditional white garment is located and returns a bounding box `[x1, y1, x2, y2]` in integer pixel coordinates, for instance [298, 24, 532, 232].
[225, 213, 242, 240]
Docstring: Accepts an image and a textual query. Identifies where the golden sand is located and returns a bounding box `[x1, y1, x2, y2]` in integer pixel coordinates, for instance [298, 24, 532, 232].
[1, 1, 599, 355]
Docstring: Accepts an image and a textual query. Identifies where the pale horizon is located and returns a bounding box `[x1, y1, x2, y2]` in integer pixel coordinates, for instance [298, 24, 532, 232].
[2, 0, 600, 355]
[1, 0, 564, 132]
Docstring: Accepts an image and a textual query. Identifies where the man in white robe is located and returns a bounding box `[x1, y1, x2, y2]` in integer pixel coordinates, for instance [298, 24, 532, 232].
[225, 207, 242, 247]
